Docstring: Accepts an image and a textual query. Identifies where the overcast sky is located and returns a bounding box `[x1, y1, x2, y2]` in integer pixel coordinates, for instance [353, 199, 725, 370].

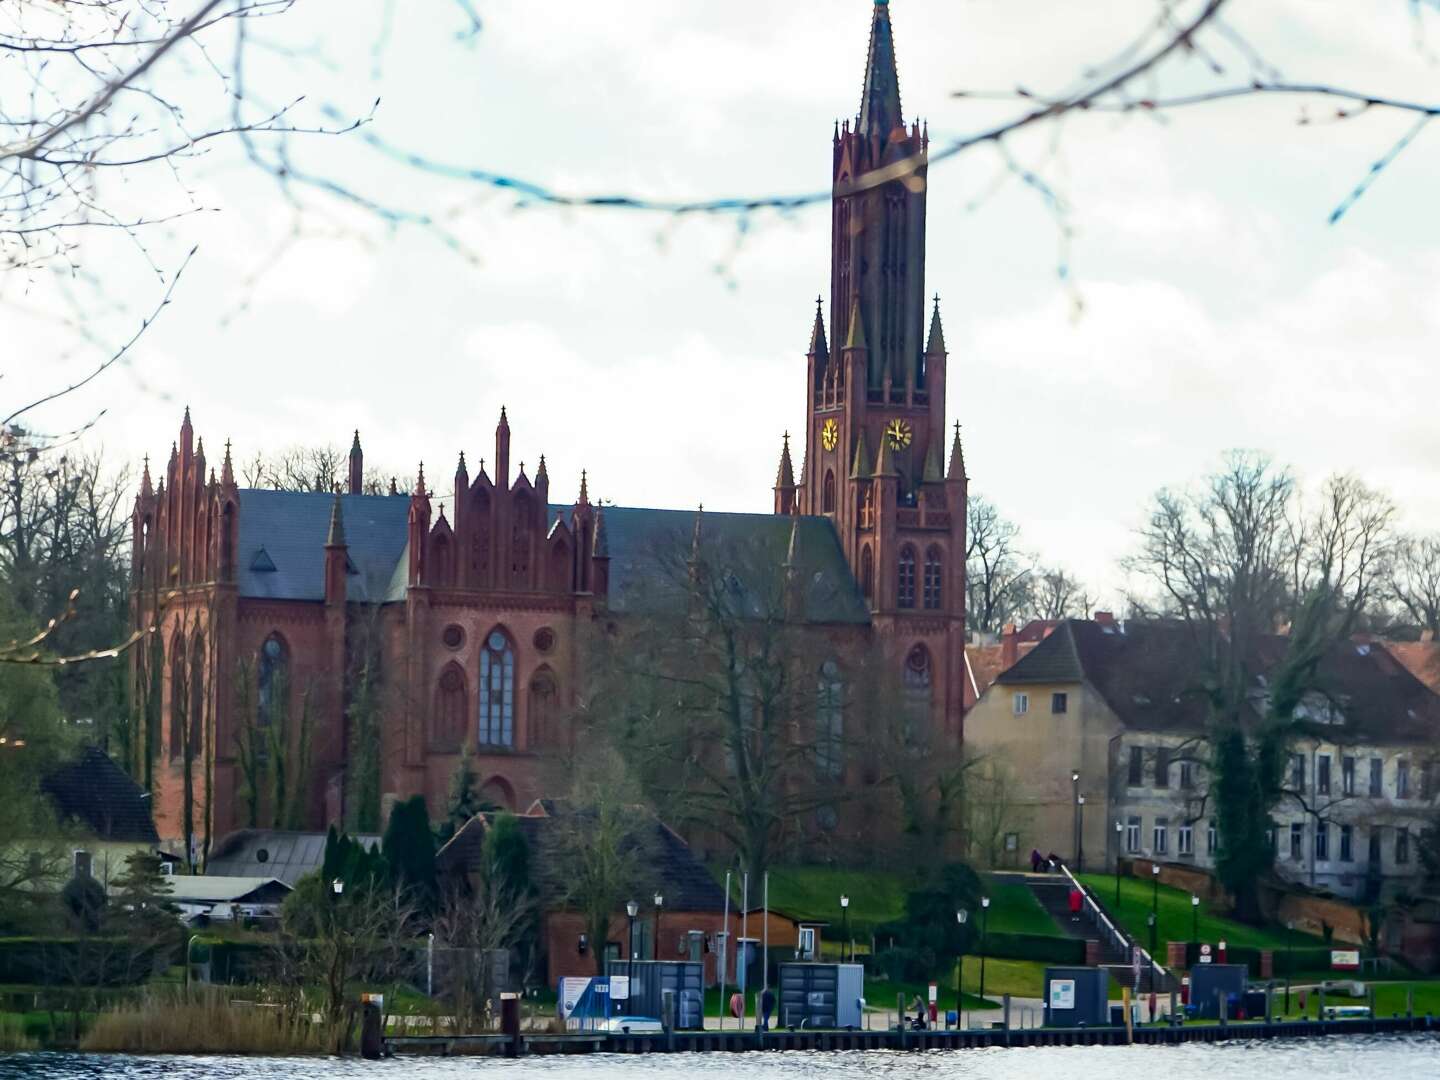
[12, 0, 1440, 602]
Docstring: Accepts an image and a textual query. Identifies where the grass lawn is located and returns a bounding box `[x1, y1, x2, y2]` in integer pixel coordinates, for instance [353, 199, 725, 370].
[1076, 873, 1323, 951]
[1266, 979, 1440, 1019]
[737, 865, 1062, 941]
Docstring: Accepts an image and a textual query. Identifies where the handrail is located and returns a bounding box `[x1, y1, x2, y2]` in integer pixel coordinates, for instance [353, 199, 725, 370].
[1054, 861, 1170, 983]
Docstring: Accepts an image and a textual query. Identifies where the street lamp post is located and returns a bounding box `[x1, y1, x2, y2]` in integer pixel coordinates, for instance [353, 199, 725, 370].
[1077, 794, 1086, 873]
[1151, 863, 1160, 914]
[956, 909, 968, 1029]
[1114, 821, 1124, 906]
[1071, 772, 1081, 869]
[1191, 894, 1200, 946]
[626, 899, 639, 987]
[840, 894, 850, 963]
[653, 892, 664, 962]
[979, 897, 991, 1009]
[1147, 912, 1157, 998]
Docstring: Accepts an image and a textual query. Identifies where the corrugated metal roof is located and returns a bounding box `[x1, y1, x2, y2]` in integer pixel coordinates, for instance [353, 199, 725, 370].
[236, 490, 410, 602]
[162, 876, 291, 903]
[206, 829, 381, 885]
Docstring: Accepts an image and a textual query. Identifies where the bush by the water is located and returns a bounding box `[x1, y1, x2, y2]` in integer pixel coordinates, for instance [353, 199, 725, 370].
[81, 989, 330, 1055]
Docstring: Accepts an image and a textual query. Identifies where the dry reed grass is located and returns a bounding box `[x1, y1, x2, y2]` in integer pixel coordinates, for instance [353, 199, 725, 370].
[81, 988, 331, 1055]
[0, 1015, 37, 1052]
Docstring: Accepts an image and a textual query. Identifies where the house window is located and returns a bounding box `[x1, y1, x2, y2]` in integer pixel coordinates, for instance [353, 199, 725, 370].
[478, 630, 515, 747]
[1153, 819, 1169, 855]
[822, 470, 836, 514]
[1289, 822, 1304, 861]
[1342, 756, 1356, 796]
[1315, 822, 1329, 862]
[797, 927, 816, 961]
[1290, 753, 1305, 793]
[256, 633, 289, 734]
[1396, 826, 1410, 865]
[1012, 692, 1029, 716]
[1206, 820, 1217, 856]
[1051, 692, 1067, 714]
[1154, 747, 1170, 789]
[1127, 746, 1143, 786]
[1340, 824, 1353, 862]
[1178, 824, 1194, 856]
[1368, 830, 1382, 866]
[1179, 760, 1194, 790]
[1369, 757, 1383, 797]
[1126, 817, 1141, 853]
[922, 546, 943, 610]
[1397, 760, 1410, 799]
[897, 547, 917, 609]
[1317, 755, 1331, 796]
[1423, 763, 1436, 801]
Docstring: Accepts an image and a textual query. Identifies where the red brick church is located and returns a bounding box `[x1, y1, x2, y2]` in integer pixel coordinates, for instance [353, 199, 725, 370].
[132, 0, 970, 851]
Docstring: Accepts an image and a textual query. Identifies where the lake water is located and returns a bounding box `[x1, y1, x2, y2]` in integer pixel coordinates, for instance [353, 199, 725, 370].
[4, 1035, 1439, 1080]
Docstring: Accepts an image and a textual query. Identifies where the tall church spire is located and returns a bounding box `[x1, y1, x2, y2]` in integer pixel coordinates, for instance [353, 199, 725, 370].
[857, 0, 903, 139]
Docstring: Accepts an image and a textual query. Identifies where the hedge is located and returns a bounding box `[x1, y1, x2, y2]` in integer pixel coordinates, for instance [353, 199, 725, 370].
[1181, 941, 1337, 976]
[0, 937, 175, 986]
[976, 932, 1086, 965]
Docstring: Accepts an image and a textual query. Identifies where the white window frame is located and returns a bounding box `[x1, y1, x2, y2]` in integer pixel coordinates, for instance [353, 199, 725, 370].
[1178, 824, 1194, 856]
[1152, 820, 1168, 855]
[1125, 818, 1141, 853]
[1206, 820, 1217, 856]
[1012, 692, 1029, 716]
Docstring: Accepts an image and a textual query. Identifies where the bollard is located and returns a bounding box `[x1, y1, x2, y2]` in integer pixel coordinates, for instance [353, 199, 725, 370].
[360, 998, 383, 1061]
[501, 993, 521, 1058]
[1264, 981, 1272, 1025]
[1319, 988, 1326, 1025]
[1169, 988, 1178, 1028]
[1407, 986, 1414, 1020]
[1003, 994, 1012, 1046]
[1218, 992, 1228, 1028]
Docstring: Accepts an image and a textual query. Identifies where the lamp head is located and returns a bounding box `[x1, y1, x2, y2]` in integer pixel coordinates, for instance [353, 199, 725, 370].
[957, 909, 968, 925]
[1191, 894, 1200, 907]
[331, 878, 343, 896]
[1071, 771, 1080, 783]
[1077, 794, 1085, 805]
[626, 899, 639, 918]
[840, 894, 849, 909]
[1115, 820, 1122, 833]
[1152, 864, 1160, 876]
[981, 896, 990, 909]
[654, 892, 664, 908]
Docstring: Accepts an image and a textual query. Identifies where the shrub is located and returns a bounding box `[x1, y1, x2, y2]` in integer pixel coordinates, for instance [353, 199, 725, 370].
[977, 932, 1086, 965]
[82, 987, 331, 1055]
[872, 945, 934, 984]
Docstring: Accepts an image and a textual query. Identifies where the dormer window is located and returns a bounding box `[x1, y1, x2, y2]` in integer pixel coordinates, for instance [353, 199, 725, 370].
[250, 547, 277, 572]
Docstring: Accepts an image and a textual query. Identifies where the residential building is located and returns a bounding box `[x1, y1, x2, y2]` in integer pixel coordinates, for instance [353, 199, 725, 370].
[964, 618, 1440, 900]
[38, 745, 161, 888]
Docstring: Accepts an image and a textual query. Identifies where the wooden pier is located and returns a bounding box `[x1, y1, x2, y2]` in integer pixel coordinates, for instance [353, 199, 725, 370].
[387, 1013, 1437, 1056]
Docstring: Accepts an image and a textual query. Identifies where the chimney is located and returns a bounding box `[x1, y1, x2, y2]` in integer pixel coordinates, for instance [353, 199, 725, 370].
[1094, 610, 1116, 627]
[1001, 623, 1018, 669]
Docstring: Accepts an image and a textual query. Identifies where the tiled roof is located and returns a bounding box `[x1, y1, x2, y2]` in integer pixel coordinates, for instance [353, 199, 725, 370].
[996, 619, 1440, 743]
[236, 490, 410, 602]
[1381, 641, 1440, 695]
[437, 809, 728, 913]
[206, 829, 381, 885]
[40, 746, 159, 843]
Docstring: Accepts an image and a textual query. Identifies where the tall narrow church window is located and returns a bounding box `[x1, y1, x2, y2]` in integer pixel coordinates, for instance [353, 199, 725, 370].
[822, 470, 836, 514]
[816, 660, 844, 780]
[189, 631, 205, 756]
[897, 546, 917, 608]
[903, 644, 932, 747]
[433, 663, 467, 750]
[257, 633, 289, 730]
[169, 636, 186, 761]
[922, 546, 943, 610]
[860, 545, 874, 601]
[478, 630, 515, 747]
[471, 490, 491, 585]
[511, 494, 531, 586]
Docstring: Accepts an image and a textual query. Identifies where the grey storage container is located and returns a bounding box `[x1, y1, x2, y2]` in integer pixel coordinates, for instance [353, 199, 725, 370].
[1189, 963, 1247, 1019]
[776, 962, 864, 1029]
[1043, 966, 1111, 1027]
[605, 960, 704, 1029]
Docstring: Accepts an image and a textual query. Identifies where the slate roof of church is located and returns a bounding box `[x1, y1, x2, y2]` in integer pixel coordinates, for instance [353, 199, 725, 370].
[40, 745, 159, 844]
[233, 490, 869, 625]
[236, 490, 410, 602]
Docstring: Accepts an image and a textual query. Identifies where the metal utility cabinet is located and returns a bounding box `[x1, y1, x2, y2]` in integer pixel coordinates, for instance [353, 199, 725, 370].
[605, 960, 704, 1029]
[776, 962, 864, 1029]
[1189, 964, 1248, 1019]
[1043, 966, 1111, 1027]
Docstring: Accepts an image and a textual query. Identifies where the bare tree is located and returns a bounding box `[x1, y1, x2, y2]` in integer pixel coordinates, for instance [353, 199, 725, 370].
[965, 495, 1034, 635]
[433, 875, 536, 1031]
[1389, 534, 1440, 639]
[1030, 566, 1093, 622]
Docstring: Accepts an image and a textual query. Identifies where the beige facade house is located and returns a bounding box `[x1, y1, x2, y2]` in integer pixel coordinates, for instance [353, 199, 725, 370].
[964, 618, 1440, 901]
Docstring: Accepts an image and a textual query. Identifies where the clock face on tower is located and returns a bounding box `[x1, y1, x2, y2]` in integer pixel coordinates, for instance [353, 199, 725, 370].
[885, 418, 913, 449]
[821, 418, 839, 452]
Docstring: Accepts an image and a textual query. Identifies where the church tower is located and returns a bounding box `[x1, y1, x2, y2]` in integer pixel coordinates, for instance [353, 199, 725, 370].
[780, 0, 967, 636]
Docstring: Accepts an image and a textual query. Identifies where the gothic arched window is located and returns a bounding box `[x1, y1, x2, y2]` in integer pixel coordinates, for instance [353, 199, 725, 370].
[816, 660, 844, 780]
[903, 644, 932, 747]
[897, 546, 917, 609]
[822, 470, 836, 514]
[434, 663, 468, 750]
[511, 493, 531, 586]
[860, 545, 874, 602]
[923, 546, 943, 610]
[529, 670, 560, 750]
[257, 633, 289, 730]
[478, 629, 515, 747]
